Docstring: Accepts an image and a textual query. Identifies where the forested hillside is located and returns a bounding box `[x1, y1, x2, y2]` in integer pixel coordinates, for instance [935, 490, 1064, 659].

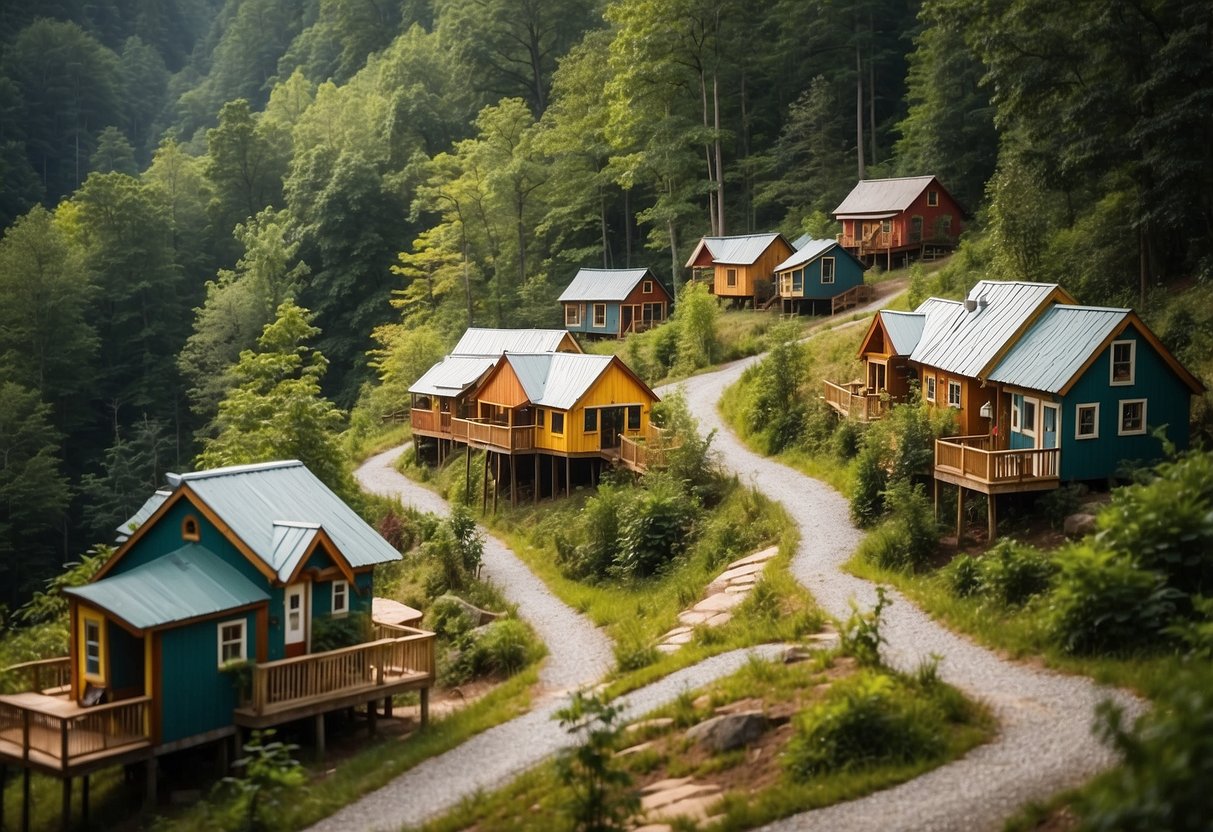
[0, 0, 1211, 611]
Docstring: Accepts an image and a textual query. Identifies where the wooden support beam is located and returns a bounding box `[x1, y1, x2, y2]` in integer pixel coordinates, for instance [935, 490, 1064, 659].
[933, 478, 939, 523]
[144, 759, 157, 810]
[23, 765, 31, 832]
[384, 696, 393, 719]
[988, 494, 998, 542]
[956, 486, 965, 546]
[492, 453, 499, 514]
[315, 713, 326, 756]
[81, 775, 89, 829]
[533, 455, 539, 506]
[551, 456, 557, 501]
[566, 457, 571, 497]
[481, 450, 489, 514]
[60, 776, 70, 832]
[368, 702, 377, 737]
[421, 688, 430, 727]
[510, 455, 516, 507]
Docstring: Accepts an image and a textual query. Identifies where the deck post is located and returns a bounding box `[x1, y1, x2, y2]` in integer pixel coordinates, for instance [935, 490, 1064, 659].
[551, 457, 557, 501]
[465, 444, 471, 504]
[988, 494, 998, 542]
[565, 457, 571, 497]
[315, 714, 326, 755]
[22, 767, 30, 832]
[481, 450, 489, 514]
[420, 688, 429, 727]
[144, 758, 157, 809]
[956, 486, 965, 545]
[533, 455, 539, 505]
[510, 455, 517, 507]
[933, 478, 939, 523]
[492, 453, 500, 514]
[60, 777, 70, 832]
[81, 775, 89, 827]
[384, 695, 393, 719]
[367, 702, 377, 736]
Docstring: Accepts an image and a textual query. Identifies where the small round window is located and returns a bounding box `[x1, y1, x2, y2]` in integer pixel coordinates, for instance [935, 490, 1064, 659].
[182, 515, 200, 541]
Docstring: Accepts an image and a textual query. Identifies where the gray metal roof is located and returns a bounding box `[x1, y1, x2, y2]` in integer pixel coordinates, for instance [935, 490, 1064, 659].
[66, 543, 269, 630]
[116, 490, 171, 538]
[833, 176, 937, 217]
[773, 239, 839, 272]
[558, 268, 654, 302]
[451, 328, 575, 356]
[696, 233, 784, 265]
[790, 232, 814, 250]
[909, 281, 1062, 378]
[503, 353, 618, 410]
[879, 311, 927, 355]
[989, 305, 1128, 393]
[168, 461, 401, 570]
[409, 355, 498, 397]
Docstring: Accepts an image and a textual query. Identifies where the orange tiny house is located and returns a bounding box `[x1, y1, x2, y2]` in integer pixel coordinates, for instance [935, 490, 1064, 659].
[684, 233, 794, 307]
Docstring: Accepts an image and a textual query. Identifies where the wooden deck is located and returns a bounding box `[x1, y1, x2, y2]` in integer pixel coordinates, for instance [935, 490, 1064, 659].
[0, 693, 152, 775]
[830, 284, 874, 314]
[823, 380, 890, 422]
[934, 435, 1060, 494]
[411, 407, 452, 438]
[618, 426, 676, 473]
[452, 419, 535, 454]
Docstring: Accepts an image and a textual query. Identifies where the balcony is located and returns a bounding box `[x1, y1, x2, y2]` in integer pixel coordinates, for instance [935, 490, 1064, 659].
[0, 689, 152, 774]
[410, 408, 452, 438]
[452, 418, 535, 453]
[618, 426, 676, 473]
[823, 380, 890, 422]
[934, 435, 1060, 494]
[235, 623, 435, 728]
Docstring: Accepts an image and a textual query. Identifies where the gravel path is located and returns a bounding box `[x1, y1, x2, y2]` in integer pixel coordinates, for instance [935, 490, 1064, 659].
[672, 355, 1144, 831]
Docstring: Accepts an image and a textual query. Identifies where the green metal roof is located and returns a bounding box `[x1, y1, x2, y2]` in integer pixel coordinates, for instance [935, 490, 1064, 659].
[504, 353, 618, 410]
[66, 543, 268, 630]
[989, 305, 1128, 393]
[169, 461, 401, 571]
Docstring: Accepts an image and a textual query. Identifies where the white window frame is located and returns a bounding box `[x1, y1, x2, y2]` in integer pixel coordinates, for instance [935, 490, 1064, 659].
[218, 619, 247, 667]
[821, 257, 835, 285]
[1110, 340, 1135, 386]
[1118, 399, 1147, 436]
[565, 304, 580, 326]
[84, 617, 103, 679]
[1075, 403, 1100, 440]
[592, 303, 606, 327]
[1021, 397, 1038, 438]
[947, 380, 961, 409]
[1011, 394, 1021, 431]
[925, 376, 936, 403]
[642, 280, 653, 294]
[332, 580, 349, 615]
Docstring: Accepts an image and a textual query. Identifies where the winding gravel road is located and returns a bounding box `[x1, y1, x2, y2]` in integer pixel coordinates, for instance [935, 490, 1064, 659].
[315, 298, 1139, 831]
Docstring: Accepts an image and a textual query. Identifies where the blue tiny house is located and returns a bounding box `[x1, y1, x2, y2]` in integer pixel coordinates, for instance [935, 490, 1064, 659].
[0, 460, 434, 796]
[773, 239, 868, 315]
[559, 268, 672, 338]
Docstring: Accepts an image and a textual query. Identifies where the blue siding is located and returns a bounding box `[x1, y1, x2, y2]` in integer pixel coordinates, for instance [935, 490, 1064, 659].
[158, 610, 255, 743]
[1059, 327, 1192, 480]
[564, 302, 619, 335]
[800, 254, 865, 300]
[108, 622, 143, 695]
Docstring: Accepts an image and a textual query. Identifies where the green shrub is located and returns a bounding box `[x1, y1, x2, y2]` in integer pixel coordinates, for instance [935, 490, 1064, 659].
[945, 554, 982, 598]
[449, 504, 484, 577]
[614, 474, 699, 578]
[555, 691, 638, 832]
[850, 443, 888, 527]
[468, 619, 539, 676]
[977, 539, 1055, 606]
[839, 586, 891, 667]
[310, 612, 370, 652]
[784, 671, 946, 780]
[830, 416, 863, 460]
[1035, 483, 1089, 531]
[860, 480, 937, 571]
[556, 484, 629, 581]
[747, 328, 808, 455]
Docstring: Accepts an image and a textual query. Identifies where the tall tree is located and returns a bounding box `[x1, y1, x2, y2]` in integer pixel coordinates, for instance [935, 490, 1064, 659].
[143, 136, 217, 286]
[90, 126, 139, 175]
[79, 417, 173, 542]
[117, 35, 170, 164]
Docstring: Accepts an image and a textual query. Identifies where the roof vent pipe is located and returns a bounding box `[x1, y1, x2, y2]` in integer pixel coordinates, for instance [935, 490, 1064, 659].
[978, 295, 989, 310]
[964, 298, 978, 312]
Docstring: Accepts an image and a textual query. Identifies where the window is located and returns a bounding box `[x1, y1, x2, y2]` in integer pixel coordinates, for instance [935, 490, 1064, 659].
[218, 619, 246, 666]
[1011, 394, 1022, 431]
[536, 408, 545, 428]
[84, 618, 102, 677]
[182, 515, 200, 542]
[947, 380, 961, 408]
[551, 412, 565, 435]
[1075, 403, 1099, 439]
[642, 280, 653, 294]
[627, 406, 641, 431]
[925, 376, 936, 403]
[881, 219, 891, 234]
[1119, 399, 1146, 435]
[1022, 398, 1037, 436]
[584, 408, 598, 432]
[939, 214, 952, 234]
[928, 190, 939, 207]
[821, 257, 835, 285]
[726, 268, 737, 288]
[910, 215, 923, 242]
[593, 303, 606, 327]
[565, 304, 580, 326]
[792, 268, 804, 293]
[1110, 340, 1135, 385]
[332, 580, 348, 615]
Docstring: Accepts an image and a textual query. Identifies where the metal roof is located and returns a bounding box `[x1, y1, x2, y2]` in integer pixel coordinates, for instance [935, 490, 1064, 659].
[989, 305, 1128, 393]
[696, 233, 784, 265]
[790, 232, 814, 250]
[167, 461, 401, 570]
[503, 353, 617, 410]
[833, 176, 937, 217]
[409, 355, 497, 397]
[909, 281, 1062, 378]
[66, 543, 268, 629]
[773, 239, 838, 272]
[116, 490, 171, 538]
[879, 311, 927, 355]
[451, 328, 575, 356]
[558, 268, 654, 302]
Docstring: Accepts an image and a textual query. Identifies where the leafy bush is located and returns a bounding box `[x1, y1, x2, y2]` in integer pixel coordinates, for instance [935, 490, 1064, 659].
[830, 416, 864, 460]
[614, 473, 699, 579]
[784, 671, 946, 780]
[747, 326, 808, 454]
[310, 611, 370, 652]
[860, 480, 938, 571]
[978, 540, 1055, 606]
[449, 504, 484, 577]
[850, 442, 888, 527]
[555, 691, 638, 832]
[467, 619, 540, 676]
[946, 554, 982, 598]
[839, 586, 891, 667]
[556, 484, 628, 581]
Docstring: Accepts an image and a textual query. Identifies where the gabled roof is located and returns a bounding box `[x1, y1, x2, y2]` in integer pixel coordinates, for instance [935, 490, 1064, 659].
[684, 233, 788, 267]
[116, 489, 171, 538]
[67, 543, 269, 630]
[833, 175, 940, 218]
[990, 306, 1205, 396]
[409, 355, 498, 397]
[773, 238, 867, 273]
[451, 328, 579, 357]
[558, 268, 660, 303]
[480, 352, 658, 411]
[909, 281, 1075, 378]
[879, 311, 928, 356]
[790, 232, 815, 250]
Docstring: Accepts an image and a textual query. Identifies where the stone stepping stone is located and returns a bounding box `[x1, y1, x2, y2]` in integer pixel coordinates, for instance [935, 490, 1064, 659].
[664, 625, 693, 638]
[655, 643, 681, 654]
[640, 782, 720, 812]
[713, 561, 765, 585]
[661, 630, 695, 645]
[724, 584, 752, 595]
[692, 591, 748, 614]
[615, 740, 654, 757]
[641, 777, 693, 794]
[649, 793, 722, 823]
[628, 718, 675, 735]
[705, 611, 733, 627]
[678, 609, 715, 626]
[632, 825, 673, 832]
[725, 545, 779, 570]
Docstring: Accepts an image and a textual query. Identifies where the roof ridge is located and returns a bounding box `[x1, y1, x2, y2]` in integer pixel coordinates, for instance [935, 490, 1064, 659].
[857, 175, 935, 183]
[171, 460, 303, 484]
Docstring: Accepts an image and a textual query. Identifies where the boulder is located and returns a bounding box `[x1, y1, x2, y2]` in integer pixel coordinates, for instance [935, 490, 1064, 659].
[434, 594, 504, 627]
[1063, 512, 1097, 538]
[684, 710, 769, 753]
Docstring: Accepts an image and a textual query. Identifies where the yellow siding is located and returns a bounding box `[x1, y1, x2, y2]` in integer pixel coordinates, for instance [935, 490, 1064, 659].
[535, 363, 657, 454]
[477, 363, 528, 409]
[712, 238, 795, 298]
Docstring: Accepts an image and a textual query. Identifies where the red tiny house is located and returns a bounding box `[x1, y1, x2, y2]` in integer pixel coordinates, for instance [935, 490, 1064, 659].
[834, 176, 965, 269]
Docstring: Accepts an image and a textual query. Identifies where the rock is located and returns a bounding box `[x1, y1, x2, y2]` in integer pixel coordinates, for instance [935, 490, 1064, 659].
[170, 789, 202, 806]
[782, 646, 814, 664]
[692, 591, 747, 614]
[684, 710, 769, 753]
[627, 717, 675, 735]
[641, 777, 693, 794]
[1063, 512, 1097, 538]
[640, 782, 720, 812]
[434, 594, 504, 627]
[678, 609, 714, 626]
[704, 612, 733, 627]
[724, 545, 779, 570]
[615, 740, 654, 757]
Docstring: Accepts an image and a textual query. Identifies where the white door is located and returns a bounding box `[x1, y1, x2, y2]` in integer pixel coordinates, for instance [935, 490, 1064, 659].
[284, 584, 308, 656]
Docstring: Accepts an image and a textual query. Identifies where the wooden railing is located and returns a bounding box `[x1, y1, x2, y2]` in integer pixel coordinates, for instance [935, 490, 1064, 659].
[3, 657, 71, 695]
[244, 627, 434, 717]
[822, 380, 889, 422]
[619, 426, 676, 472]
[411, 408, 452, 435]
[935, 436, 1060, 486]
[0, 696, 151, 766]
[831, 284, 874, 314]
[452, 419, 535, 453]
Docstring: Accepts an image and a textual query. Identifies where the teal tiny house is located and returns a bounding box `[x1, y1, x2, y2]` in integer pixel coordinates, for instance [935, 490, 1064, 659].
[773, 239, 868, 315]
[0, 461, 434, 818]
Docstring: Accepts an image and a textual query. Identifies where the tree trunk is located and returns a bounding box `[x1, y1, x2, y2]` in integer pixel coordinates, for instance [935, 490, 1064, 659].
[699, 71, 717, 235]
[624, 188, 633, 267]
[856, 40, 866, 181]
[714, 73, 725, 236]
[868, 32, 877, 167]
[600, 185, 610, 268]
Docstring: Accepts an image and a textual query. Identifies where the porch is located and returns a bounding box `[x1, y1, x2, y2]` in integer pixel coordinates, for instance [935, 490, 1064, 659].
[410, 406, 452, 439]
[823, 380, 890, 422]
[618, 425, 676, 473]
[452, 418, 536, 454]
[0, 690, 153, 776]
[933, 435, 1060, 495]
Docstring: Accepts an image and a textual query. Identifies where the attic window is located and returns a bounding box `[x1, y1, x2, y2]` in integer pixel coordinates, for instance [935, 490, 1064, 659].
[928, 190, 939, 207]
[1110, 340, 1135, 385]
[643, 280, 654, 294]
[182, 515, 200, 542]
